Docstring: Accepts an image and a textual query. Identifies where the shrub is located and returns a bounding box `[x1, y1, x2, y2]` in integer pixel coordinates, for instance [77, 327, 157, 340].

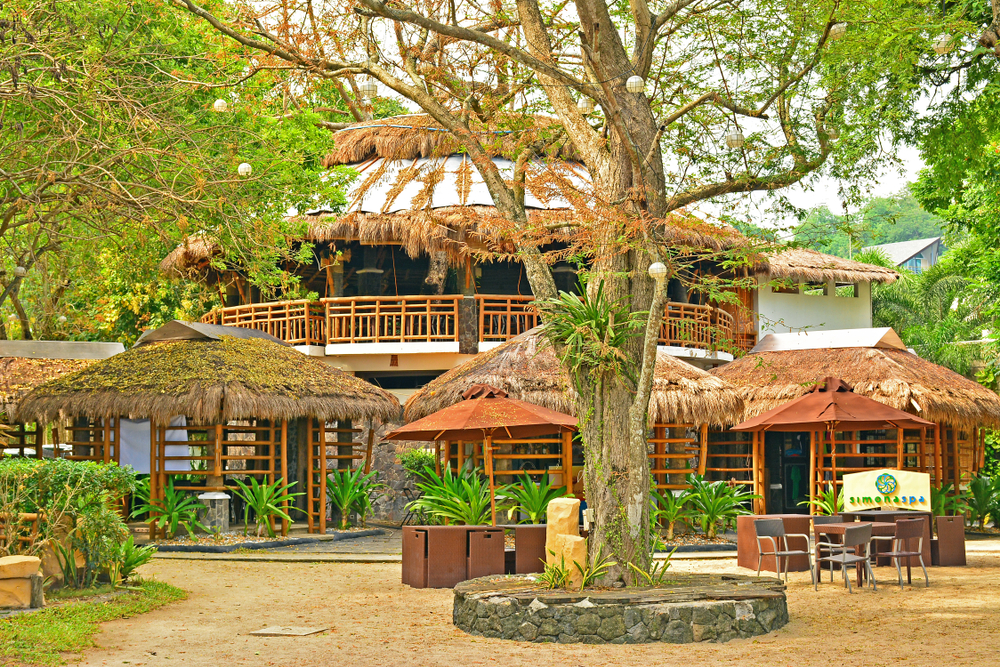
[797, 485, 844, 515]
[326, 467, 383, 529]
[131, 479, 206, 540]
[498, 472, 568, 524]
[964, 476, 998, 529]
[406, 465, 492, 525]
[396, 448, 437, 482]
[0, 458, 137, 588]
[109, 536, 157, 585]
[686, 473, 756, 539]
[651, 487, 693, 541]
[231, 477, 304, 537]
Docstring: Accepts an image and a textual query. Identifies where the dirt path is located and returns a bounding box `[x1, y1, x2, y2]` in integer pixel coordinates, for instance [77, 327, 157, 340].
[75, 555, 1000, 666]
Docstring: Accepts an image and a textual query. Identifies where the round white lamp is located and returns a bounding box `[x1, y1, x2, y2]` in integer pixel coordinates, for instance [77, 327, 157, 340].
[725, 131, 745, 149]
[577, 97, 595, 114]
[58, 315, 67, 323]
[213, 99, 228, 113]
[829, 22, 847, 41]
[625, 75, 645, 94]
[648, 261, 668, 282]
[237, 162, 252, 177]
[13, 266, 26, 277]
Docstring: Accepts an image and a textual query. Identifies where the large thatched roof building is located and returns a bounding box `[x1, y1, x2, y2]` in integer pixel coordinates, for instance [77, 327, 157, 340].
[405, 327, 744, 427]
[16, 322, 399, 425]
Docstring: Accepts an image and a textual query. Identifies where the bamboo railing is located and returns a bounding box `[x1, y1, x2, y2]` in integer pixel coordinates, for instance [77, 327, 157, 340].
[322, 295, 461, 344]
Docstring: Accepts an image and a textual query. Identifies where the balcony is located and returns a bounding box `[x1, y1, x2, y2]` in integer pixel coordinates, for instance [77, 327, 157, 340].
[200, 295, 746, 356]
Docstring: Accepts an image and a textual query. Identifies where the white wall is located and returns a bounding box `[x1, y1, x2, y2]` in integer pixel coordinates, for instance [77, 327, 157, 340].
[756, 280, 872, 335]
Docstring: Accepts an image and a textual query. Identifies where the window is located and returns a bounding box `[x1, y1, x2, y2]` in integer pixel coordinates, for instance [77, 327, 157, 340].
[902, 254, 923, 274]
[771, 280, 799, 294]
[803, 282, 828, 296]
[835, 282, 857, 298]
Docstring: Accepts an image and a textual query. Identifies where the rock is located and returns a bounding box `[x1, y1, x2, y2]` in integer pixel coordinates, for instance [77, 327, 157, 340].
[0, 578, 32, 609]
[545, 498, 580, 538]
[546, 534, 587, 588]
[576, 612, 601, 635]
[0, 555, 41, 580]
[519, 622, 539, 641]
[574, 598, 595, 608]
[598, 615, 626, 641]
[527, 598, 548, 612]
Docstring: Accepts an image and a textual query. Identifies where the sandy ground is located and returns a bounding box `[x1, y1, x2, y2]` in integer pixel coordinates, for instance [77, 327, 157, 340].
[73, 555, 1000, 667]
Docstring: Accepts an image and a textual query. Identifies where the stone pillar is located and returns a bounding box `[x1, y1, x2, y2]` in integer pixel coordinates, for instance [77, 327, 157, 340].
[198, 492, 230, 533]
[545, 497, 587, 588]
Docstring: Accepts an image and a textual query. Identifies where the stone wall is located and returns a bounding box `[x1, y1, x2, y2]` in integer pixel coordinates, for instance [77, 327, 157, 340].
[453, 574, 788, 644]
[362, 420, 431, 524]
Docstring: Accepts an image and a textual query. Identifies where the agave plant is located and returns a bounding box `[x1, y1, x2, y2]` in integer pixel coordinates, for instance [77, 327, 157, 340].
[797, 485, 844, 516]
[109, 536, 157, 585]
[131, 479, 207, 540]
[687, 473, 756, 539]
[964, 476, 997, 529]
[498, 473, 568, 524]
[326, 467, 384, 529]
[406, 465, 492, 525]
[651, 487, 694, 541]
[231, 477, 304, 537]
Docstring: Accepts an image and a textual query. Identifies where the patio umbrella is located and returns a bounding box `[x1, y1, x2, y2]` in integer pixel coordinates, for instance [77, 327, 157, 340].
[731, 377, 934, 514]
[385, 384, 577, 524]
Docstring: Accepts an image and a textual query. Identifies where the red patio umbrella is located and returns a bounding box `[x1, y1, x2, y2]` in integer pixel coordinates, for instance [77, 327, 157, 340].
[385, 384, 577, 524]
[731, 377, 934, 514]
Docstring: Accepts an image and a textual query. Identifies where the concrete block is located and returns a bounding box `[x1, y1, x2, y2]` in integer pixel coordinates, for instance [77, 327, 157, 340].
[546, 497, 580, 539]
[0, 555, 41, 580]
[0, 578, 32, 609]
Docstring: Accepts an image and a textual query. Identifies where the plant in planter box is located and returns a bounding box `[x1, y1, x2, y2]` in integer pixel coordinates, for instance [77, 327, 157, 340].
[687, 473, 756, 539]
[396, 448, 437, 483]
[405, 465, 491, 525]
[797, 485, 844, 515]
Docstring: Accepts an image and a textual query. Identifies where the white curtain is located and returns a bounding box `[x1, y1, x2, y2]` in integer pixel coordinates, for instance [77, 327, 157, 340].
[118, 416, 189, 474]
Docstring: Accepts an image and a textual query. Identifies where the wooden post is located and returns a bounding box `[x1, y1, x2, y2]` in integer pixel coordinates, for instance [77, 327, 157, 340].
[829, 428, 838, 514]
[751, 431, 760, 513]
[435, 441, 442, 477]
[808, 431, 817, 515]
[933, 424, 943, 487]
[149, 422, 158, 540]
[896, 428, 904, 470]
[561, 431, 573, 495]
[919, 427, 927, 474]
[698, 424, 708, 476]
[485, 435, 497, 526]
[281, 421, 289, 536]
[757, 432, 767, 514]
[952, 428, 961, 490]
[102, 418, 111, 464]
[319, 421, 327, 534]
[363, 426, 374, 475]
[457, 439, 465, 472]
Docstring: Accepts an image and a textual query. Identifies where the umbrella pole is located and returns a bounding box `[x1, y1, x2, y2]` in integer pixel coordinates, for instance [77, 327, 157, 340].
[809, 431, 816, 516]
[486, 435, 497, 526]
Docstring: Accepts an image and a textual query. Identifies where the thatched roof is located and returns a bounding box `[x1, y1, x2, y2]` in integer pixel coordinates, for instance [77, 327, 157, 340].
[711, 348, 1000, 430]
[15, 336, 400, 425]
[321, 114, 580, 166]
[1, 358, 95, 414]
[405, 327, 744, 427]
[765, 247, 898, 284]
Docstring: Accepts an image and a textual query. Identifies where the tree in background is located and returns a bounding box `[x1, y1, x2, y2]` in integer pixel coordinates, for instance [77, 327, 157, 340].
[0, 0, 357, 341]
[175, 0, 954, 581]
[794, 187, 944, 259]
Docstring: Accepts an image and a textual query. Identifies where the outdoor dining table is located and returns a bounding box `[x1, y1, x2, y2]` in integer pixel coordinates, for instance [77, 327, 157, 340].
[842, 510, 932, 566]
[814, 521, 897, 587]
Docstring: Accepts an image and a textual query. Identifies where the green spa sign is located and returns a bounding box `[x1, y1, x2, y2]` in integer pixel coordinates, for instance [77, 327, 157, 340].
[842, 469, 931, 512]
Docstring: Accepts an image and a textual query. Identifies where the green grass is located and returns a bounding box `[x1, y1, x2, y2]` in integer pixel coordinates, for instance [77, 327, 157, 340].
[0, 580, 186, 666]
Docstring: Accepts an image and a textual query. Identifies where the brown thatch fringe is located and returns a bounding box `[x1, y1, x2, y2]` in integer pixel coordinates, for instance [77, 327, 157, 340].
[711, 348, 1000, 430]
[160, 234, 220, 279]
[15, 337, 400, 425]
[405, 327, 744, 427]
[1, 358, 95, 412]
[766, 247, 898, 285]
[321, 114, 579, 167]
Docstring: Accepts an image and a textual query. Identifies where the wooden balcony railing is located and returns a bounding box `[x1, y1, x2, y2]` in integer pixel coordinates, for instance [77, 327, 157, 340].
[199, 300, 326, 346]
[322, 295, 461, 344]
[199, 295, 746, 354]
[477, 295, 538, 342]
[660, 302, 736, 352]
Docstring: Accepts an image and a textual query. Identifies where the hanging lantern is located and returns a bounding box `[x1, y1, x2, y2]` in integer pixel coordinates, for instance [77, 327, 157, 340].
[58, 315, 67, 324]
[237, 162, 252, 177]
[577, 97, 595, 114]
[359, 77, 379, 99]
[13, 266, 26, 277]
[829, 22, 847, 41]
[725, 131, 745, 149]
[625, 75, 645, 94]
[933, 34, 954, 55]
[212, 99, 228, 113]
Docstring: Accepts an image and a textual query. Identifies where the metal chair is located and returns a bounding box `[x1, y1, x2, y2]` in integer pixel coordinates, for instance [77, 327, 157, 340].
[812, 515, 848, 582]
[754, 518, 815, 585]
[881, 518, 929, 590]
[815, 523, 877, 593]
[400, 487, 427, 527]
